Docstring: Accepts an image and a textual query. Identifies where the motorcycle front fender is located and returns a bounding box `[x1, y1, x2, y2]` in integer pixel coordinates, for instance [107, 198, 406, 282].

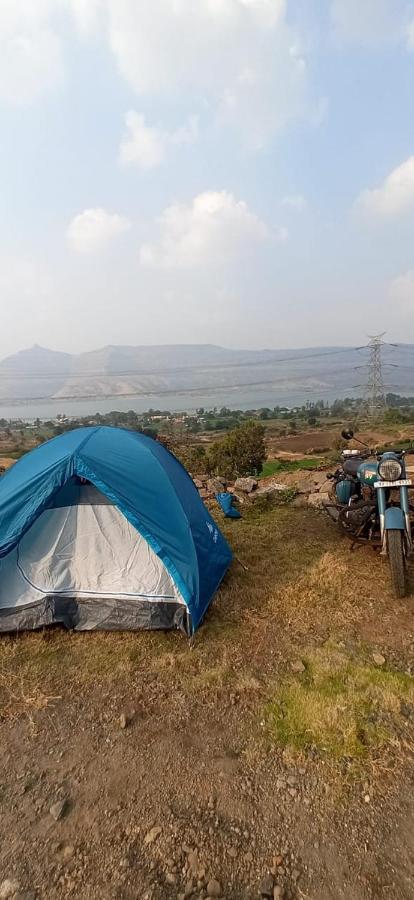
[384, 506, 405, 531]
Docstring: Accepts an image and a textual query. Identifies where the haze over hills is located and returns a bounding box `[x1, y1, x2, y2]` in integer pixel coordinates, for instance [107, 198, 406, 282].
[0, 342, 413, 407]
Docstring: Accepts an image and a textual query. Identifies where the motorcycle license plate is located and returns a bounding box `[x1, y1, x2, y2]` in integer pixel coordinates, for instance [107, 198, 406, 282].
[374, 479, 412, 488]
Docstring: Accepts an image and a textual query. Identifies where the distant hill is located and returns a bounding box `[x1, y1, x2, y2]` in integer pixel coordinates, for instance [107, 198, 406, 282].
[0, 342, 413, 405]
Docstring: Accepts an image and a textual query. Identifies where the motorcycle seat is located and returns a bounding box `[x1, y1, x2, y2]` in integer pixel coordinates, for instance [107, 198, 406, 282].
[342, 457, 363, 477]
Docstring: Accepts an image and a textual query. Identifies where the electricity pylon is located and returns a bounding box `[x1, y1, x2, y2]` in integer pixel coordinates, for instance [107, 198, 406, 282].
[365, 333, 387, 416]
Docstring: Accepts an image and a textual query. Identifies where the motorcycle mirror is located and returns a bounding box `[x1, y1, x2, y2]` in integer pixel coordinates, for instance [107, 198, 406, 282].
[341, 428, 354, 441]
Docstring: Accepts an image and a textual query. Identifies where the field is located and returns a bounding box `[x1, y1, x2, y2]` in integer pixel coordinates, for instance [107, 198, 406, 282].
[1, 499, 414, 899]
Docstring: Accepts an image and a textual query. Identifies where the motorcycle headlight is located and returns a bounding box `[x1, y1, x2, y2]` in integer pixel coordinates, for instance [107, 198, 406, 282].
[378, 459, 402, 482]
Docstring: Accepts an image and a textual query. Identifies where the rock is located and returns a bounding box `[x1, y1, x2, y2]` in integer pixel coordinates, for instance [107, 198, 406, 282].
[307, 491, 330, 508]
[206, 880, 222, 898]
[207, 477, 226, 494]
[0, 882, 20, 900]
[199, 489, 209, 499]
[119, 712, 128, 729]
[290, 660, 306, 674]
[62, 845, 75, 862]
[273, 888, 284, 900]
[234, 477, 257, 494]
[255, 480, 287, 497]
[49, 799, 68, 821]
[165, 873, 176, 885]
[372, 652, 386, 667]
[193, 478, 204, 489]
[144, 826, 162, 846]
[259, 874, 274, 897]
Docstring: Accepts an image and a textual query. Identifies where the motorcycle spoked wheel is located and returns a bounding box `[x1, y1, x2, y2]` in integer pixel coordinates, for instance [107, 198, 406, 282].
[387, 529, 407, 598]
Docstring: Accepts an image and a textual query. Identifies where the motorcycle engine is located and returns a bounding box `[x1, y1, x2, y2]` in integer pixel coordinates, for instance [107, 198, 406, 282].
[340, 503, 373, 529]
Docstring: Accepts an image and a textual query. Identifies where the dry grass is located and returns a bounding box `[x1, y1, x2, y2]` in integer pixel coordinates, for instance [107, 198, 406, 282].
[0, 501, 411, 772]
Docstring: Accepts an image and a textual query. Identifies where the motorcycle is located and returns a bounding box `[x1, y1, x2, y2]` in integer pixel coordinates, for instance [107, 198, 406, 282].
[325, 429, 413, 597]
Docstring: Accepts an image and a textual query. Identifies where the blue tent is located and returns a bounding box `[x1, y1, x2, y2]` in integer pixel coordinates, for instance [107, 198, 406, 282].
[0, 427, 232, 635]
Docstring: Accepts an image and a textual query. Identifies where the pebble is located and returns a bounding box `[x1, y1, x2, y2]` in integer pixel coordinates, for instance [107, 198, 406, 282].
[119, 713, 128, 729]
[0, 881, 20, 900]
[49, 799, 68, 822]
[144, 826, 162, 846]
[372, 652, 386, 667]
[290, 660, 306, 674]
[206, 880, 222, 898]
[273, 887, 284, 899]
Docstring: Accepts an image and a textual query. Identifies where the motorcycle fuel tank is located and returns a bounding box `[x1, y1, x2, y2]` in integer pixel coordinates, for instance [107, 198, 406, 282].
[358, 461, 378, 486]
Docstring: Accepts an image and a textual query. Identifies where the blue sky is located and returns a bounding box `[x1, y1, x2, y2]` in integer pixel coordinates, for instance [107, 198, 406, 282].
[1, 0, 414, 358]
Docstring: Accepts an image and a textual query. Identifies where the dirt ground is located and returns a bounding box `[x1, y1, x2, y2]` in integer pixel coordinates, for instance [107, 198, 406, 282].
[1, 504, 414, 900]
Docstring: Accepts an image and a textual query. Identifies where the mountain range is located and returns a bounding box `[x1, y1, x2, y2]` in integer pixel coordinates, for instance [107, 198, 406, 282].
[0, 343, 413, 406]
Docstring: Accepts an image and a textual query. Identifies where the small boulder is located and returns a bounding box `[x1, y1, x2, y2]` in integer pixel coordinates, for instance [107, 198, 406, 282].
[207, 477, 226, 494]
[119, 712, 128, 729]
[234, 477, 258, 494]
[307, 492, 330, 508]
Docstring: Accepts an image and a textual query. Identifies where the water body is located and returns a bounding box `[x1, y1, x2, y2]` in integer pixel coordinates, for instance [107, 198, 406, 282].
[0, 385, 353, 421]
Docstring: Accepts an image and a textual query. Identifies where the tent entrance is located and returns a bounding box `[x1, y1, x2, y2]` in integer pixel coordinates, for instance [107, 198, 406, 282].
[0, 480, 189, 632]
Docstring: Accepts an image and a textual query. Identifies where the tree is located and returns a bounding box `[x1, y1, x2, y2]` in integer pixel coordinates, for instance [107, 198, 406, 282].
[206, 421, 266, 479]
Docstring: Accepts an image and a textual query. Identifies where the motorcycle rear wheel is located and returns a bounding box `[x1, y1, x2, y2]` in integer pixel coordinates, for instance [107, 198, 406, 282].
[388, 529, 406, 598]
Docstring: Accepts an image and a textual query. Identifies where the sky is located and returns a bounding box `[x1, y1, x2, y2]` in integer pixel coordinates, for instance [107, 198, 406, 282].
[0, 0, 414, 359]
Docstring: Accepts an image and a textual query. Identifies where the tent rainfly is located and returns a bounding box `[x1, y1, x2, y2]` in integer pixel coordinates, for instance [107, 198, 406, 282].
[0, 427, 232, 635]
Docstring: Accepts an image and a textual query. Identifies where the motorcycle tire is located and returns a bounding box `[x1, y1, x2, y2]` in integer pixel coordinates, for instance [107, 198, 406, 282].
[388, 529, 406, 599]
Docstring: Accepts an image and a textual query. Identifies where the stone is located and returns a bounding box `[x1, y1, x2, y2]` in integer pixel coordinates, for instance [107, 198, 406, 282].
[206, 880, 222, 898]
[62, 845, 75, 862]
[259, 874, 274, 897]
[255, 480, 287, 497]
[119, 712, 128, 729]
[273, 888, 284, 900]
[307, 492, 330, 508]
[290, 660, 306, 674]
[165, 873, 176, 885]
[0, 882, 20, 899]
[228, 847, 238, 859]
[193, 478, 204, 489]
[49, 799, 68, 822]
[207, 477, 226, 494]
[372, 652, 386, 667]
[144, 826, 162, 846]
[234, 477, 257, 494]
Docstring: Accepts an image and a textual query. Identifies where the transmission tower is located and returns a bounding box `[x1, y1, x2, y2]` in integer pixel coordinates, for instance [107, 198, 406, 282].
[365, 333, 387, 416]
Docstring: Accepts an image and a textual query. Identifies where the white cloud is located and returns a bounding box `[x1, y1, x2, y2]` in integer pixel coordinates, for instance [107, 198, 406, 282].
[67, 0, 103, 36]
[0, 0, 64, 104]
[67, 208, 131, 253]
[407, 20, 414, 49]
[389, 271, 414, 314]
[331, 0, 406, 45]
[139, 190, 279, 268]
[106, 0, 311, 148]
[282, 194, 306, 211]
[119, 111, 198, 169]
[356, 157, 414, 219]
